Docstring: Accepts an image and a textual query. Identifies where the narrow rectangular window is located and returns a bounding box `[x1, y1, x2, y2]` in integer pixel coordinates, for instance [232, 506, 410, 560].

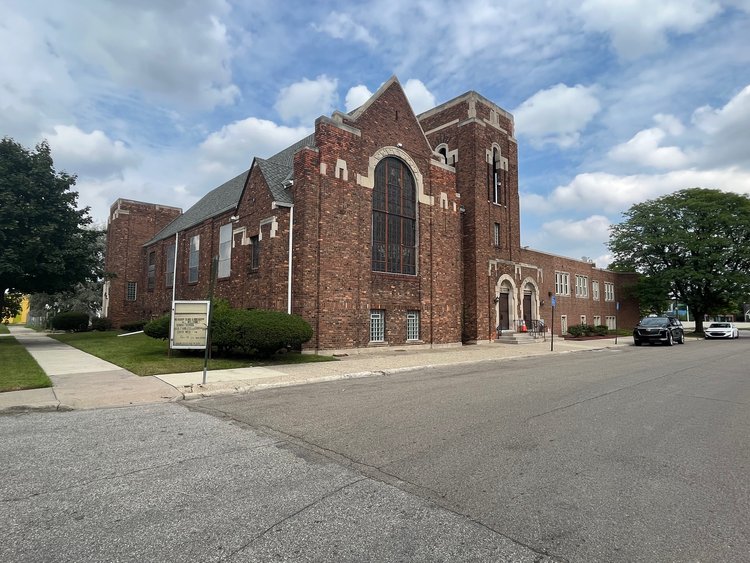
[218, 223, 232, 279]
[592, 280, 600, 300]
[580, 315, 586, 325]
[406, 311, 420, 341]
[165, 243, 175, 288]
[560, 315, 568, 334]
[188, 235, 200, 283]
[126, 281, 137, 301]
[147, 251, 156, 291]
[555, 272, 570, 296]
[493, 222, 500, 247]
[606, 315, 616, 330]
[370, 310, 385, 342]
[250, 235, 260, 270]
[575, 275, 588, 298]
[604, 282, 615, 302]
[593, 315, 601, 326]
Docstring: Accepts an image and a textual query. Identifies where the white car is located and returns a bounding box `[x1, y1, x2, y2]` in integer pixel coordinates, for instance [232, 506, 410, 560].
[704, 322, 739, 339]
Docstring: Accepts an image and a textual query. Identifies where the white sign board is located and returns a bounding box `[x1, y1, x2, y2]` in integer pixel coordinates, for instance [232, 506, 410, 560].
[170, 300, 210, 349]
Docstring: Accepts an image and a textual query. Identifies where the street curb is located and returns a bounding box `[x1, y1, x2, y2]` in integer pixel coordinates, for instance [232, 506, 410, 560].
[0, 403, 73, 414]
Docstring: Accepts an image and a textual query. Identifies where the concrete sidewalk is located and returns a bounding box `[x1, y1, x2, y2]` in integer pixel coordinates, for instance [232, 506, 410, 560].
[1, 325, 628, 412]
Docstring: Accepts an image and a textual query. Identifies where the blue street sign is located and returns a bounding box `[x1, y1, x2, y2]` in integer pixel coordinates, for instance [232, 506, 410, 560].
[551, 296, 556, 307]
[616, 301, 620, 311]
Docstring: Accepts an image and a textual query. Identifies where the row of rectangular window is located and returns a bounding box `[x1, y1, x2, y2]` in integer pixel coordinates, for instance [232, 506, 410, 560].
[370, 310, 421, 343]
[555, 272, 615, 301]
[145, 227, 260, 292]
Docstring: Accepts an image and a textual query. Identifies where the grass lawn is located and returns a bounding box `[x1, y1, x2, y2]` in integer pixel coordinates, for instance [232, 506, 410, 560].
[0, 337, 52, 392]
[0, 324, 9, 334]
[50, 331, 335, 376]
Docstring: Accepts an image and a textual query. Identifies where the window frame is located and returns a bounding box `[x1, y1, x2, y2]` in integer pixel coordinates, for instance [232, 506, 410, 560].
[406, 310, 420, 341]
[575, 275, 588, 298]
[165, 243, 175, 288]
[218, 223, 232, 279]
[370, 310, 385, 343]
[493, 222, 500, 247]
[250, 235, 260, 271]
[555, 271, 570, 296]
[592, 280, 600, 300]
[372, 157, 417, 275]
[146, 251, 156, 291]
[188, 235, 200, 284]
[125, 281, 137, 302]
[604, 282, 615, 302]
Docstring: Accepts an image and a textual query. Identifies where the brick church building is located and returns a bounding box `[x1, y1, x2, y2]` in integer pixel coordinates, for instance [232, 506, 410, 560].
[103, 77, 639, 352]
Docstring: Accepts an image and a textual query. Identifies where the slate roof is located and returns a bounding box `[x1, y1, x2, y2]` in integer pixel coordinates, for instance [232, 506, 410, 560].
[145, 169, 248, 245]
[144, 133, 316, 246]
[255, 133, 316, 204]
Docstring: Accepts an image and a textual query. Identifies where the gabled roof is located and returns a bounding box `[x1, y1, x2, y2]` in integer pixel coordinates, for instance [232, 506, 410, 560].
[145, 169, 248, 246]
[256, 133, 316, 204]
[144, 133, 316, 246]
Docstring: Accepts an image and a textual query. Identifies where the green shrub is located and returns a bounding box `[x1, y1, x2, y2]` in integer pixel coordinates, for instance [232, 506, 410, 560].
[567, 324, 584, 337]
[121, 320, 148, 332]
[210, 299, 236, 354]
[143, 314, 171, 340]
[594, 324, 609, 336]
[51, 311, 89, 332]
[232, 309, 313, 358]
[91, 317, 112, 331]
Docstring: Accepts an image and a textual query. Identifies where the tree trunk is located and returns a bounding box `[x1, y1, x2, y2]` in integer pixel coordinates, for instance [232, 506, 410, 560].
[694, 312, 705, 334]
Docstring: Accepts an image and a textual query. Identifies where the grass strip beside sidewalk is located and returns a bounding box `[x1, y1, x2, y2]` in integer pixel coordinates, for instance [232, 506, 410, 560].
[0, 324, 9, 334]
[0, 337, 52, 392]
[50, 331, 334, 376]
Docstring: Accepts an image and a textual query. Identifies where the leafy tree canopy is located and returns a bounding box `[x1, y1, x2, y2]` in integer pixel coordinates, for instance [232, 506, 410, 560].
[0, 138, 101, 313]
[609, 187, 750, 332]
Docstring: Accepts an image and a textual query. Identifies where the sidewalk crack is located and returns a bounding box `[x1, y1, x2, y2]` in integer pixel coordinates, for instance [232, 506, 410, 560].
[220, 477, 366, 561]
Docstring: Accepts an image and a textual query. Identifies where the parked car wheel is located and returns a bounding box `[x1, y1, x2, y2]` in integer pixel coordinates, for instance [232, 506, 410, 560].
[678, 332, 685, 344]
[665, 332, 673, 346]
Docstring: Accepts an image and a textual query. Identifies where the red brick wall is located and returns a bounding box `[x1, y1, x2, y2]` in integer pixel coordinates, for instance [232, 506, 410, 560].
[106, 80, 639, 349]
[104, 199, 181, 327]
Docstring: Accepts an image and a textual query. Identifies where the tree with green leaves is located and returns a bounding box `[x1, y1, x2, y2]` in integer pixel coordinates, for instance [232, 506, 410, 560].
[609, 188, 750, 333]
[0, 138, 101, 317]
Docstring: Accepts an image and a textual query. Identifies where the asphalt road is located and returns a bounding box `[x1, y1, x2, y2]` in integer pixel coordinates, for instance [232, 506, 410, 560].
[195, 335, 750, 562]
[3, 336, 748, 562]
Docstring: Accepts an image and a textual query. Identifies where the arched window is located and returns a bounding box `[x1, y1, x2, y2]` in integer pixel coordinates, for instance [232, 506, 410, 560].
[372, 157, 417, 274]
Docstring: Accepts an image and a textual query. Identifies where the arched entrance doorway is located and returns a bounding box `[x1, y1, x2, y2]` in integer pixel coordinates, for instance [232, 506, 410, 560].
[520, 278, 539, 330]
[495, 277, 515, 333]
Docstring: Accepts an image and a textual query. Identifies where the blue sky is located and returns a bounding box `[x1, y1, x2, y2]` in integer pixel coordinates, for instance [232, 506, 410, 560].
[3, 0, 750, 267]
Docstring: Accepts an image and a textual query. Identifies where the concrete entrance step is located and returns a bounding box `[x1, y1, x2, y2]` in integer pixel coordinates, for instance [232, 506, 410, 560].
[495, 332, 542, 345]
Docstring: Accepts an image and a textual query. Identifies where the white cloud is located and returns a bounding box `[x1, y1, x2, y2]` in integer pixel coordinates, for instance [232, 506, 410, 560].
[199, 117, 311, 176]
[578, 0, 722, 59]
[43, 125, 139, 178]
[548, 168, 750, 214]
[540, 214, 612, 243]
[608, 115, 688, 169]
[403, 78, 437, 114]
[345, 85, 373, 112]
[513, 84, 601, 149]
[0, 10, 79, 142]
[313, 11, 376, 47]
[274, 75, 339, 125]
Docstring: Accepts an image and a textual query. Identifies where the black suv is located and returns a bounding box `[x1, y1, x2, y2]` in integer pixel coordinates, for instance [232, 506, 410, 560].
[633, 316, 685, 346]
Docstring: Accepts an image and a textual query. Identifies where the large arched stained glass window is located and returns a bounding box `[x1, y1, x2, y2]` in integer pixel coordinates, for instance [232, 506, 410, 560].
[372, 157, 417, 274]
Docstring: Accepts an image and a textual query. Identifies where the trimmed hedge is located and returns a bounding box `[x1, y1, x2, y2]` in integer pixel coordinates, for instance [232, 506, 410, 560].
[121, 320, 148, 332]
[567, 323, 611, 337]
[143, 314, 171, 340]
[51, 312, 89, 332]
[141, 301, 313, 358]
[91, 317, 112, 331]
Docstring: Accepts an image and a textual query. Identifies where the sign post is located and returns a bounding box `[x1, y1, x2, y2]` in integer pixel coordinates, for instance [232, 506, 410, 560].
[170, 300, 211, 382]
[550, 295, 556, 352]
[615, 301, 620, 344]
